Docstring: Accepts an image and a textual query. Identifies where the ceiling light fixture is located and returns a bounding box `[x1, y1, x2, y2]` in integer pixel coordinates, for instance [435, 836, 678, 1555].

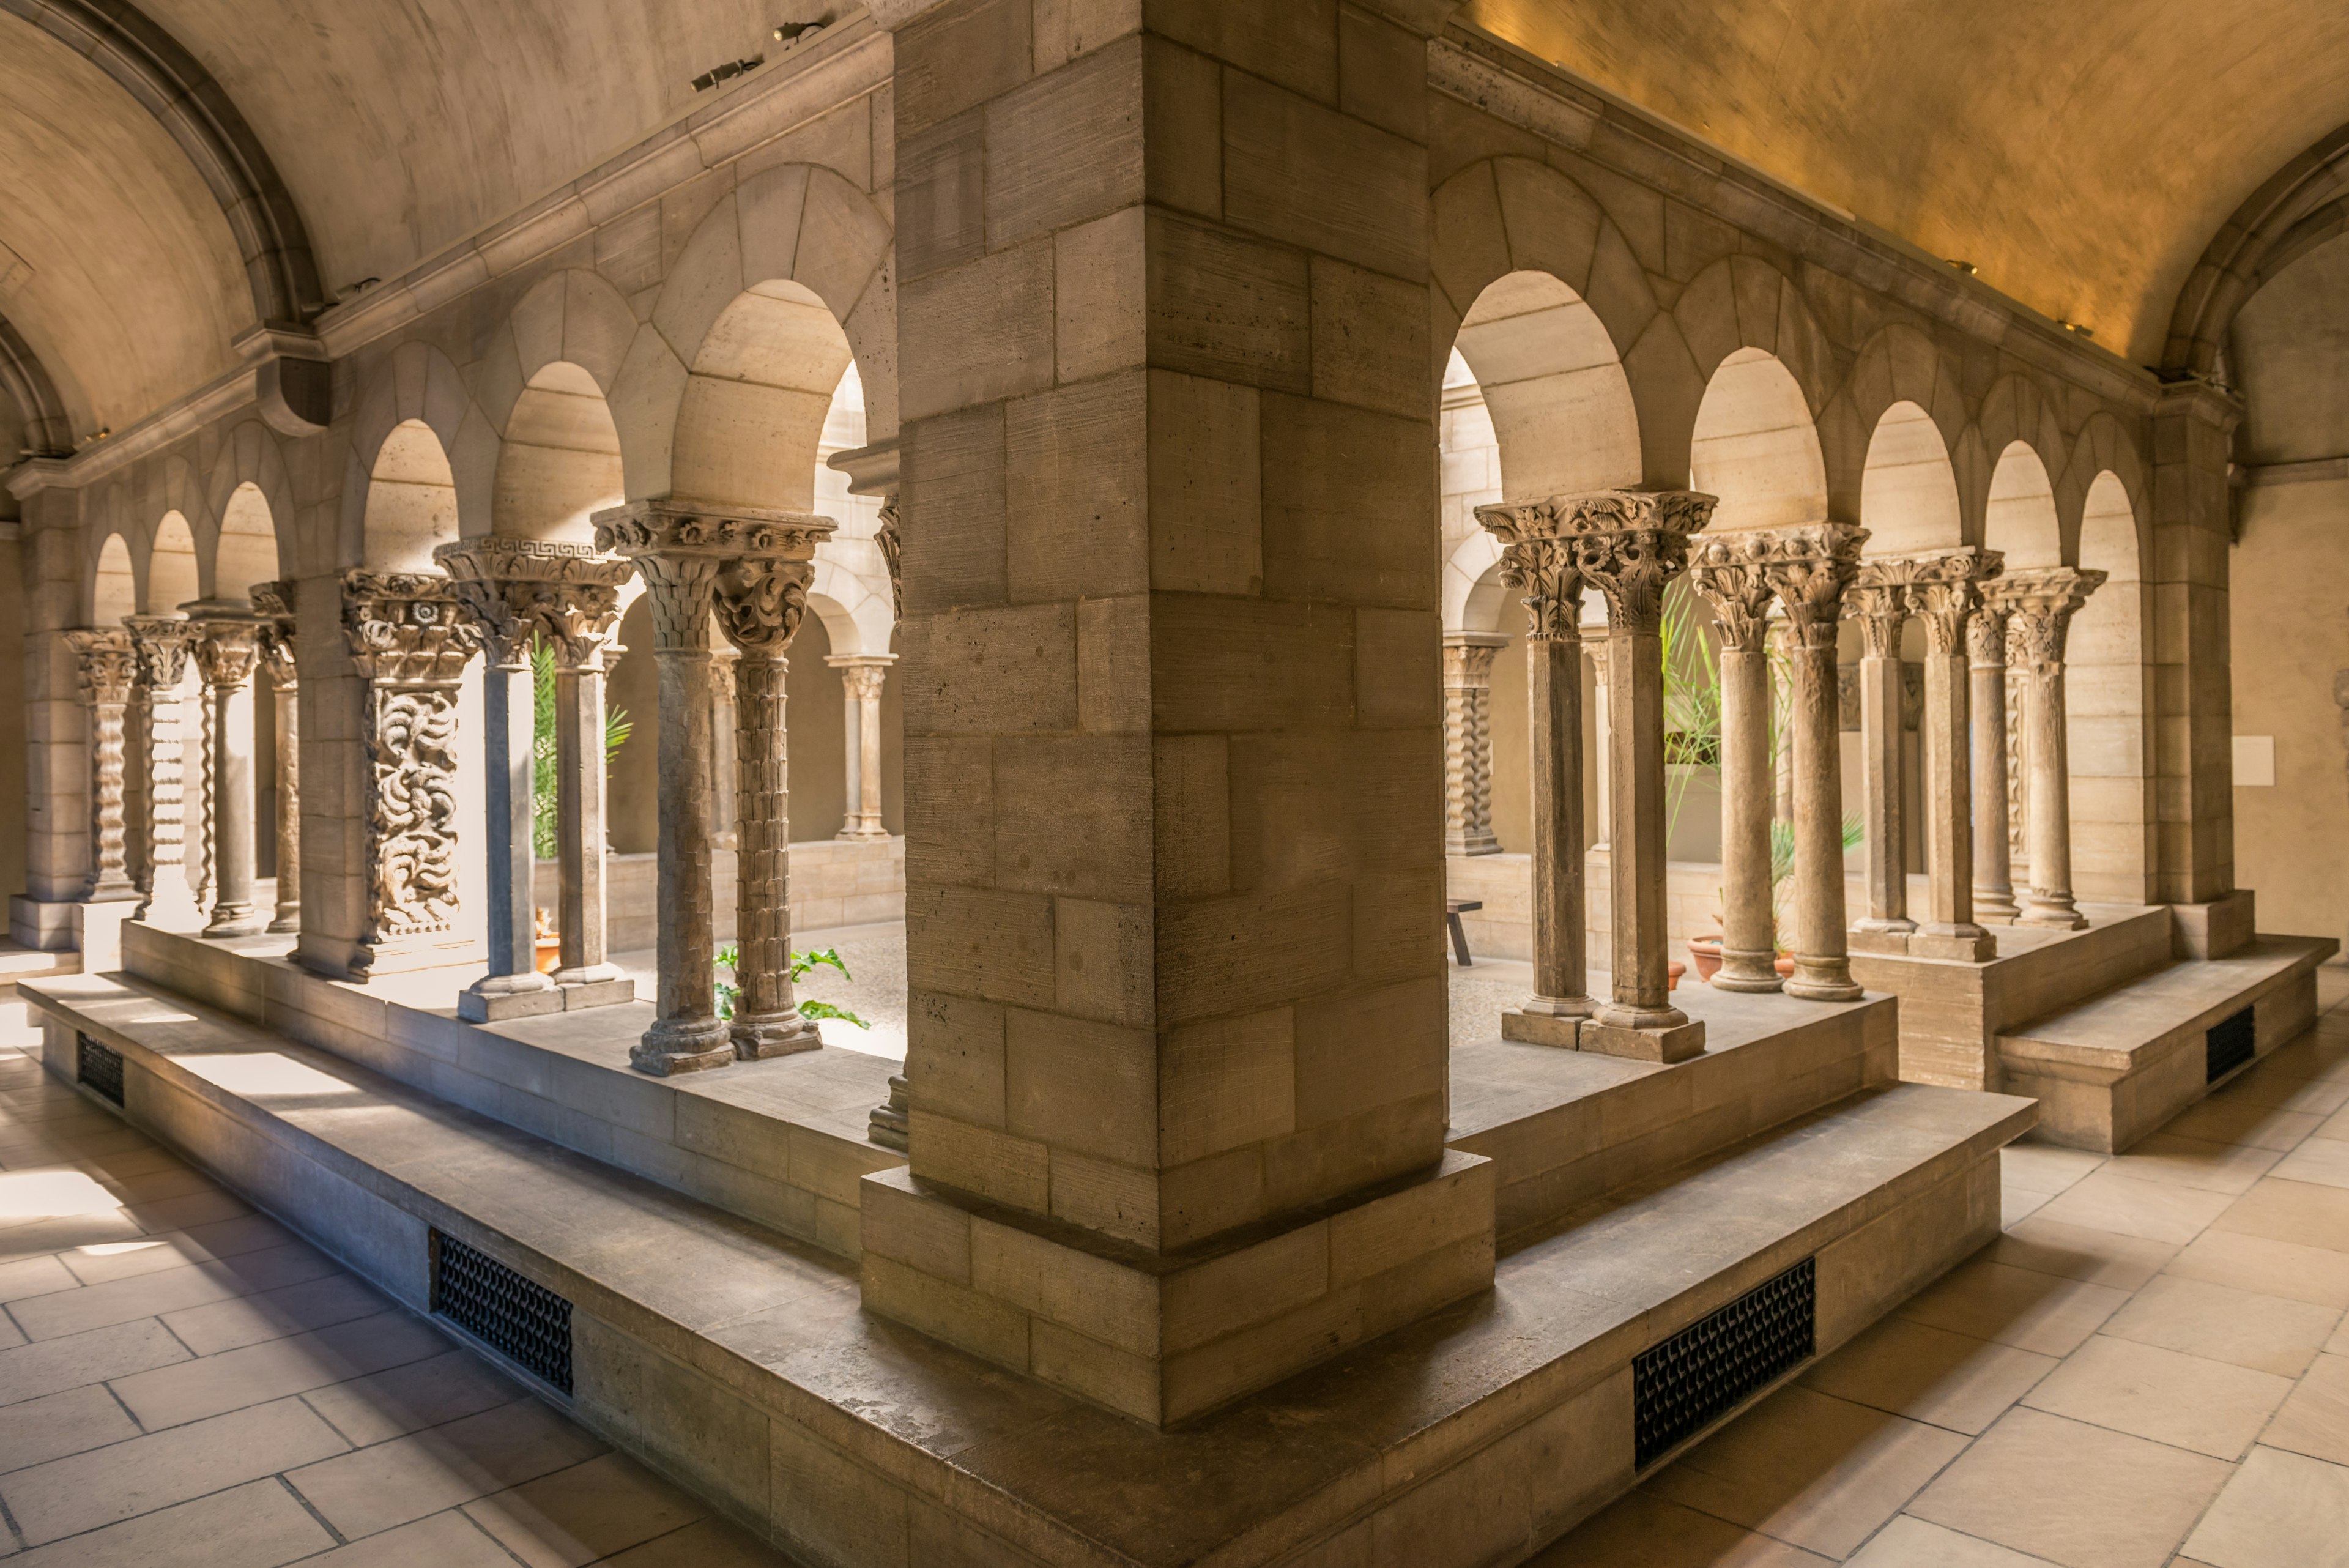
[773, 16, 829, 45]
[1946, 259, 1977, 277]
[2059, 320, 2095, 340]
[692, 55, 765, 91]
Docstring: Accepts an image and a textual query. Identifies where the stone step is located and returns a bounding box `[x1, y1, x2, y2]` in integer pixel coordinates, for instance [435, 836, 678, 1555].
[18, 964, 2031, 1568]
[1998, 934, 2339, 1151]
[0, 940, 80, 997]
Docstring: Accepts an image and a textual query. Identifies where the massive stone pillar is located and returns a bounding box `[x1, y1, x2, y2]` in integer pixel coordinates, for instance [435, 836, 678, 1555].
[1439, 634, 1504, 856]
[185, 604, 270, 938]
[330, 572, 482, 977]
[829, 654, 895, 841]
[1907, 550, 2002, 960]
[862, 0, 1491, 1427]
[251, 584, 301, 935]
[714, 541, 835, 1060]
[123, 616, 204, 929]
[2006, 567, 2107, 931]
[1846, 567, 1914, 945]
[1763, 524, 1869, 1002]
[2150, 381, 2241, 905]
[61, 630, 139, 905]
[1688, 537, 1783, 992]
[1969, 590, 2021, 921]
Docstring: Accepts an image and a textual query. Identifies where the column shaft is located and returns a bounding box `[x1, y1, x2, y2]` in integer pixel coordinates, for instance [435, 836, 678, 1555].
[640, 559, 731, 1071]
[63, 631, 139, 904]
[1849, 584, 1912, 937]
[552, 659, 621, 984]
[467, 653, 553, 1012]
[1526, 627, 1592, 1017]
[1441, 636, 1503, 856]
[190, 610, 268, 938]
[831, 657, 893, 841]
[1766, 526, 1868, 1002]
[1969, 606, 2020, 920]
[124, 619, 201, 927]
[2006, 568, 2106, 931]
[1688, 543, 1779, 992]
[270, 678, 300, 934]
[1911, 563, 1995, 957]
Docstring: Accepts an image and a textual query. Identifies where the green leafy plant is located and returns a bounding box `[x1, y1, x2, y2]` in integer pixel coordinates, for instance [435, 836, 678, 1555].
[1659, 578, 1721, 852]
[713, 943, 869, 1029]
[530, 635, 634, 862]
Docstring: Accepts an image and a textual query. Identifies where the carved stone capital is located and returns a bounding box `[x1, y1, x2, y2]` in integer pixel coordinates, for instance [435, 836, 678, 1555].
[1845, 582, 1910, 658]
[122, 615, 196, 689]
[1477, 488, 1716, 635]
[1753, 523, 1870, 649]
[63, 628, 138, 705]
[1441, 633, 1505, 688]
[1685, 535, 1780, 651]
[184, 604, 267, 691]
[249, 582, 299, 687]
[435, 540, 634, 667]
[714, 557, 817, 653]
[341, 571, 482, 686]
[875, 495, 902, 625]
[830, 654, 894, 701]
[1857, 548, 2004, 656]
[1994, 566, 2107, 671]
[1494, 537, 1584, 641]
[591, 497, 836, 564]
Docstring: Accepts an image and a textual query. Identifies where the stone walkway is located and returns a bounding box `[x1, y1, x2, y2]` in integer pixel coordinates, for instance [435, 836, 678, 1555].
[4, 967, 2348, 1567]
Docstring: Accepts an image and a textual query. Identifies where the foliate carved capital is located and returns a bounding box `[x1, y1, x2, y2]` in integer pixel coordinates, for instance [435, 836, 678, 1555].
[1994, 566, 2108, 671]
[1477, 488, 1716, 636]
[1494, 538, 1584, 641]
[1855, 547, 2005, 657]
[1685, 536, 1779, 652]
[1752, 523, 1870, 650]
[341, 571, 482, 686]
[831, 655, 894, 702]
[122, 615, 196, 689]
[180, 601, 269, 690]
[62, 628, 138, 705]
[1570, 529, 1696, 634]
[434, 540, 636, 666]
[1844, 582, 1910, 658]
[590, 497, 836, 564]
[249, 582, 299, 686]
[713, 557, 816, 653]
[1441, 634, 1505, 688]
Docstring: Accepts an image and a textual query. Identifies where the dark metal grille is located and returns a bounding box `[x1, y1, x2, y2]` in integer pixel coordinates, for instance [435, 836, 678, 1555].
[1634, 1257, 1815, 1467]
[2207, 1005, 2256, 1083]
[76, 1034, 124, 1107]
[431, 1232, 573, 1394]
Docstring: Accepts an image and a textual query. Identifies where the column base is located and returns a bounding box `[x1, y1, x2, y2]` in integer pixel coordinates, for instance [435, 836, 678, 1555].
[1443, 834, 1502, 857]
[1909, 925, 1997, 962]
[1581, 1015, 1707, 1063]
[11, 896, 77, 952]
[136, 888, 209, 935]
[202, 904, 270, 938]
[833, 823, 892, 842]
[1972, 885, 2021, 923]
[557, 975, 637, 1011]
[631, 1016, 736, 1077]
[1710, 948, 1784, 993]
[1850, 927, 1919, 956]
[458, 972, 562, 1024]
[869, 1074, 910, 1152]
[733, 1011, 824, 1060]
[1500, 1008, 1580, 1047]
[1785, 959, 1864, 1003]
[266, 910, 301, 935]
[2172, 890, 2255, 959]
[2015, 897, 2088, 932]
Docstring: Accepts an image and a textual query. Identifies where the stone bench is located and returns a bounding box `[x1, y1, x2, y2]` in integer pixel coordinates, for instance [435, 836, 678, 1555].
[1998, 934, 2338, 1152]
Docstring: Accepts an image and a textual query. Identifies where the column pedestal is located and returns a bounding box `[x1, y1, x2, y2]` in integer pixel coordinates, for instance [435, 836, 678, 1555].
[1764, 524, 1869, 1003]
[123, 617, 205, 929]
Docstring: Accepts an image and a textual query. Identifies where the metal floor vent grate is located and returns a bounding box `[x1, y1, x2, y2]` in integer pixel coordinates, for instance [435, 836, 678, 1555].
[76, 1034, 124, 1107]
[432, 1232, 573, 1394]
[2207, 1005, 2256, 1083]
[1633, 1257, 1816, 1468]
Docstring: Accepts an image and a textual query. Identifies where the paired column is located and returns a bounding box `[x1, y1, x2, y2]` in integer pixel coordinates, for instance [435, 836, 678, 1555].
[122, 617, 204, 928]
[1688, 538, 1783, 992]
[1969, 591, 2022, 921]
[1761, 524, 1870, 1002]
[1439, 635, 1505, 856]
[251, 584, 301, 935]
[2004, 567, 2107, 931]
[595, 499, 833, 1076]
[62, 630, 140, 904]
[185, 603, 269, 938]
[1846, 567, 1915, 945]
[541, 585, 630, 992]
[338, 572, 483, 976]
[1906, 551, 2003, 959]
[829, 655, 895, 841]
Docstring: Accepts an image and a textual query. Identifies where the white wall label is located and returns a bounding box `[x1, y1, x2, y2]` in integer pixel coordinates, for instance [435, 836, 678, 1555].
[2234, 734, 2277, 787]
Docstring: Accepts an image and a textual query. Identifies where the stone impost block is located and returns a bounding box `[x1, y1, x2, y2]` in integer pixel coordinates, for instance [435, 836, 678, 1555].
[1499, 1008, 1579, 1047]
[1907, 930, 1997, 962]
[859, 1150, 1493, 1426]
[457, 985, 567, 1023]
[1580, 1016, 1707, 1065]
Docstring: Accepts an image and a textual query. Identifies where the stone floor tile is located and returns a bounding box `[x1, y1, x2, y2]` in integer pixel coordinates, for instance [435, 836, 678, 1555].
[2103, 1134, 2284, 1195]
[2165, 1228, 2349, 1307]
[2215, 1070, 2349, 1117]
[0, 1382, 141, 1473]
[111, 1310, 451, 1429]
[2031, 1170, 2240, 1245]
[0, 1395, 349, 1544]
[0, 1476, 332, 1568]
[286, 1396, 606, 1539]
[1638, 1386, 1969, 1558]
[2180, 1443, 2349, 1567]
[1844, 1515, 2066, 1565]
[0, 1310, 24, 1350]
[163, 1271, 391, 1356]
[2161, 1099, 2325, 1153]
[2258, 1350, 2349, 1466]
[2261, 1033, 2349, 1085]
[1989, 1218, 2182, 1291]
[1529, 1488, 1832, 1566]
[0, 1211, 146, 1263]
[1907, 1407, 2232, 1568]
[2003, 1187, 2052, 1227]
[598, 1516, 803, 1567]
[2102, 1274, 2343, 1377]
[0, 1317, 188, 1406]
[122, 1187, 250, 1233]
[9, 1243, 340, 1341]
[2267, 1137, 2349, 1192]
[1798, 1316, 2058, 1436]
[2019, 1333, 2294, 1459]
[59, 1215, 305, 1284]
[2002, 1146, 2106, 1196]
[0, 1254, 75, 1304]
[299, 1348, 527, 1447]
[93, 1164, 219, 1206]
[1896, 1258, 2130, 1357]
[461, 1451, 707, 1567]
[297, 1509, 526, 1567]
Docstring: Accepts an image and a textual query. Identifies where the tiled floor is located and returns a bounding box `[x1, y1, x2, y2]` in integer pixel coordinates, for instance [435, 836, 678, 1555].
[10, 970, 2349, 1568]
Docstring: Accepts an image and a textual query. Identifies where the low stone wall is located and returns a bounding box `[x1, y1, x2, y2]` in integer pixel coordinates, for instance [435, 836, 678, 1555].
[533, 836, 905, 954]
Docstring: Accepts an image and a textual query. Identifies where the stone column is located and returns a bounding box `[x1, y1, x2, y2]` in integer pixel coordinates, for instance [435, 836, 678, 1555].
[595, 500, 830, 1076]
[1688, 538, 1783, 992]
[1439, 634, 1504, 856]
[829, 655, 896, 841]
[186, 604, 269, 938]
[62, 630, 139, 904]
[1586, 639, 1612, 851]
[122, 617, 204, 928]
[1846, 567, 1914, 946]
[2006, 566, 2107, 931]
[251, 583, 301, 935]
[1969, 590, 2021, 921]
[1906, 550, 2003, 960]
[539, 578, 633, 998]
[1762, 524, 1870, 1002]
[338, 572, 483, 976]
[1768, 619, 1797, 822]
[716, 538, 835, 1060]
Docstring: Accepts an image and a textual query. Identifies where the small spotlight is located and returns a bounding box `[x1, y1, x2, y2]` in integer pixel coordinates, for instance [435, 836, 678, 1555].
[1946, 259, 1977, 277]
[342, 277, 380, 295]
[2059, 320, 2095, 340]
[692, 55, 765, 91]
[773, 17, 828, 43]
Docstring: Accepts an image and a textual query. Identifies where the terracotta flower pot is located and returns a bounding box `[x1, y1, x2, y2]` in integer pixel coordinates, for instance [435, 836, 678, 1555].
[1686, 935, 1724, 983]
[1667, 959, 1686, 992]
[534, 935, 562, 975]
[1775, 953, 1797, 977]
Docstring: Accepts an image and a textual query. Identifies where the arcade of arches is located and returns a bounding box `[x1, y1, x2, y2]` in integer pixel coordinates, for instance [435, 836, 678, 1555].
[3, 5, 2349, 1566]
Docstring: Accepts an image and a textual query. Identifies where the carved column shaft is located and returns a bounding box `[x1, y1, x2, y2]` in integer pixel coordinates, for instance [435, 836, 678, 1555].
[1764, 524, 1869, 1003]
[188, 606, 268, 938]
[1969, 603, 2020, 921]
[1440, 636, 1503, 857]
[253, 584, 301, 936]
[1847, 578, 1913, 936]
[124, 617, 202, 927]
[1688, 546, 1781, 992]
[64, 630, 139, 903]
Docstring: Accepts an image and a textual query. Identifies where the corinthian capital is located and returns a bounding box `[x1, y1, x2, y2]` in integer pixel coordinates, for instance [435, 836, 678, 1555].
[342, 571, 482, 686]
[1477, 488, 1716, 634]
[183, 601, 269, 689]
[434, 538, 636, 667]
[1993, 566, 2107, 671]
[1493, 537, 1584, 641]
[122, 615, 196, 689]
[1687, 533, 1784, 651]
[63, 628, 138, 705]
[1753, 523, 1870, 649]
[250, 582, 299, 687]
[591, 497, 836, 564]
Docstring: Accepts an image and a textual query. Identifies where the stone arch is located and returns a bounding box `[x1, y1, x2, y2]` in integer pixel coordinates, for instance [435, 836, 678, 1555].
[625, 164, 896, 501]
[146, 510, 200, 612]
[1452, 270, 1643, 502]
[214, 483, 280, 601]
[1982, 440, 2063, 568]
[2067, 464, 2156, 903]
[357, 419, 461, 572]
[1831, 323, 1968, 523]
[1973, 375, 2069, 547]
[478, 269, 637, 542]
[340, 342, 483, 568]
[1663, 257, 1838, 508]
[87, 527, 136, 626]
[204, 419, 297, 579]
[1690, 347, 1830, 533]
[1858, 401, 1964, 553]
[809, 359, 897, 656]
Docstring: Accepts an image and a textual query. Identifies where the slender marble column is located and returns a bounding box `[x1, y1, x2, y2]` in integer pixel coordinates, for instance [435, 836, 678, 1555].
[541, 587, 630, 993]
[595, 500, 833, 1075]
[1439, 636, 1504, 856]
[1768, 619, 1797, 822]
[251, 584, 300, 934]
[1969, 590, 2022, 921]
[1906, 550, 2003, 959]
[123, 617, 203, 927]
[1688, 539, 1783, 992]
[63, 630, 140, 904]
[830, 655, 896, 841]
[186, 605, 269, 937]
[2005, 567, 2107, 931]
[1846, 569, 1914, 942]
[716, 550, 832, 1060]
[1587, 639, 1612, 850]
[1762, 524, 1869, 1002]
